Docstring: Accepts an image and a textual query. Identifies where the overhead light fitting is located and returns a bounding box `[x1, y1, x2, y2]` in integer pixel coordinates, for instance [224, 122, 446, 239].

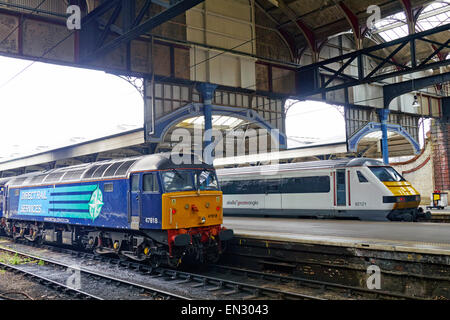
[412, 94, 420, 109]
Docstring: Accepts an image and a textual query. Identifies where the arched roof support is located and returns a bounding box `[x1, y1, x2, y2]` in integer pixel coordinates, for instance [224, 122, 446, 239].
[348, 122, 420, 155]
[150, 103, 287, 149]
[336, 1, 365, 50]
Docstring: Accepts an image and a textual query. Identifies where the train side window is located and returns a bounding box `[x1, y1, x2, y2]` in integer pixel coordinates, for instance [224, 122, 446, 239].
[220, 180, 232, 194]
[104, 183, 113, 192]
[265, 179, 280, 193]
[131, 175, 140, 192]
[143, 174, 159, 192]
[357, 171, 368, 183]
[282, 176, 330, 193]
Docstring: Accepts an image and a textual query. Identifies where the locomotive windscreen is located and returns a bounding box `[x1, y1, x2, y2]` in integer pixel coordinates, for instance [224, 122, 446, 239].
[161, 169, 219, 192]
[369, 166, 406, 182]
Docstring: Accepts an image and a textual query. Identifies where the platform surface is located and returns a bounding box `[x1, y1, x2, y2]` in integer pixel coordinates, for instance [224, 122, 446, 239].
[223, 217, 450, 255]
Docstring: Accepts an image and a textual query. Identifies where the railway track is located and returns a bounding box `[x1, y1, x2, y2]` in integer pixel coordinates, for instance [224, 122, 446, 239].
[0, 246, 189, 300]
[0, 260, 101, 300]
[206, 264, 422, 300]
[0, 238, 325, 300]
[0, 237, 426, 300]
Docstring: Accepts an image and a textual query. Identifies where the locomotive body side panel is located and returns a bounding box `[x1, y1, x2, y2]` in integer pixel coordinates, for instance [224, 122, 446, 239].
[6, 180, 130, 229]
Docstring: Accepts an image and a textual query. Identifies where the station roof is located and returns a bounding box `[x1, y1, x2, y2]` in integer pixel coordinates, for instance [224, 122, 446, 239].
[258, 0, 449, 64]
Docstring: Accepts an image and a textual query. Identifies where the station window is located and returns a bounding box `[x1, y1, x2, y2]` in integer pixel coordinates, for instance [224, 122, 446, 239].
[104, 183, 113, 192]
[357, 171, 369, 183]
[143, 174, 159, 192]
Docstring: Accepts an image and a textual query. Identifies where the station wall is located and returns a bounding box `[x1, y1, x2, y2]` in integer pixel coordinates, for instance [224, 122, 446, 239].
[392, 138, 434, 204]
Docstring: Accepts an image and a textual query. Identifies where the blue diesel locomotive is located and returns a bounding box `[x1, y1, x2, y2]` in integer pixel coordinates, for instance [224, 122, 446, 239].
[0, 153, 233, 267]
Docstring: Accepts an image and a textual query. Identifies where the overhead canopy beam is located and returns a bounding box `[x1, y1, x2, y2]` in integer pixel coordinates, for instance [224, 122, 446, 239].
[383, 71, 450, 107]
[274, 0, 319, 61]
[81, 0, 204, 63]
[296, 23, 450, 99]
[336, 1, 365, 50]
[254, 0, 296, 61]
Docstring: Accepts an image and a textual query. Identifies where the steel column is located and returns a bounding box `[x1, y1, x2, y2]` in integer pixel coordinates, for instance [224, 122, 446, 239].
[196, 83, 218, 165]
[378, 109, 391, 164]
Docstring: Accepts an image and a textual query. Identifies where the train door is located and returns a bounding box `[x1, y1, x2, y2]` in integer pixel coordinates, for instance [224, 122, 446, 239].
[0, 186, 4, 216]
[335, 169, 347, 207]
[263, 177, 281, 213]
[129, 174, 141, 230]
[140, 173, 162, 229]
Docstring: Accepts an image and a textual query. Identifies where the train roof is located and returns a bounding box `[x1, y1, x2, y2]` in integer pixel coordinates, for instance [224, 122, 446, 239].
[3, 153, 212, 188]
[216, 158, 385, 176]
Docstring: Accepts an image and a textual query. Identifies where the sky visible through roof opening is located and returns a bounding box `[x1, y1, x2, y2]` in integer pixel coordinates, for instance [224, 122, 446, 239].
[373, 0, 449, 41]
[0, 56, 143, 161]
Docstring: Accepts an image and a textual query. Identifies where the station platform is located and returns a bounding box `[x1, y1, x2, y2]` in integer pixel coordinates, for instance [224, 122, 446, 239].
[223, 217, 450, 256]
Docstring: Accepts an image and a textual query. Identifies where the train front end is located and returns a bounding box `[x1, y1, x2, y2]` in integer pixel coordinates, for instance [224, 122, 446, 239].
[367, 165, 422, 221]
[158, 167, 233, 266]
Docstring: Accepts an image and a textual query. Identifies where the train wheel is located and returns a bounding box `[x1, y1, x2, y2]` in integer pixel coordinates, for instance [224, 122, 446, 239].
[402, 213, 413, 222]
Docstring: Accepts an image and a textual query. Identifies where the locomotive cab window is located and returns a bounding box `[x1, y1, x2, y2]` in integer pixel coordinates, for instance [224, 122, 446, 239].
[357, 171, 368, 183]
[195, 170, 219, 191]
[161, 170, 195, 192]
[369, 166, 405, 182]
[131, 175, 140, 192]
[143, 173, 159, 193]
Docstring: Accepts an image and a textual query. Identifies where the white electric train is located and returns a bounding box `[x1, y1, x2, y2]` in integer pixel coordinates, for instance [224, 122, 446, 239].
[216, 158, 424, 221]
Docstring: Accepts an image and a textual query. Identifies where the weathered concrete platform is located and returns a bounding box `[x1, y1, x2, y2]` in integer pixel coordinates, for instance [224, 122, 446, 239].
[222, 217, 450, 298]
[224, 217, 450, 255]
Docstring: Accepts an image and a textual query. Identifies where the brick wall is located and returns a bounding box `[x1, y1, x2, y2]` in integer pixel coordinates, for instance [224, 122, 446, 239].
[431, 119, 450, 192]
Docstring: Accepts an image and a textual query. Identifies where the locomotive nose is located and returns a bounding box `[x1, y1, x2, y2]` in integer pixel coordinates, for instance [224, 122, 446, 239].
[161, 191, 223, 229]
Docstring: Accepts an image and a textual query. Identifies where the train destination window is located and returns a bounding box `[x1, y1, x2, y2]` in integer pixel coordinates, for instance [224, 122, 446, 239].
[131, 175, 140, 192]
[161, 170, 195, 192]
[357, 171, 369, 183]
[104, 183, 113, 192]
[369, 167, 405, 182]
[143, 174, 159, 192]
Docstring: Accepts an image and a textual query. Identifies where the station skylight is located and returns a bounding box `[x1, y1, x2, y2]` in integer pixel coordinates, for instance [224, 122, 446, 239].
[373, 0, 449, 41]
[178, 116, 246, 129]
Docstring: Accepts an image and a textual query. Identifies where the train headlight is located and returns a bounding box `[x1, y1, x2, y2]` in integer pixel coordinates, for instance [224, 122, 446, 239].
[415, 195, 421, 201]
[205, 202, 210, 208]
[200, 217, 206, 224]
